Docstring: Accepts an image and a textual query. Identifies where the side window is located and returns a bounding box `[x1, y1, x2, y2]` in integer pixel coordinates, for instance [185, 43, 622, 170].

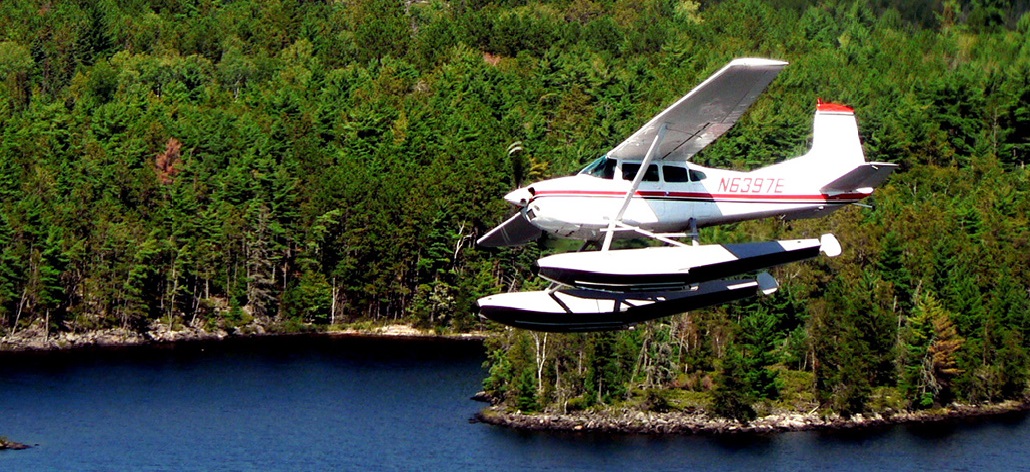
[622, 163, 659, 182]
[663, 166, 690, 182]
[622, 163, 638, 180]
[644, 165, 659, 182]
[662, 166, 706, 182]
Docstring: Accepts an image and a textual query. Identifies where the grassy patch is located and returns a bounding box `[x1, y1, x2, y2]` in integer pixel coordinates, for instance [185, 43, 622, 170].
[867, 386, 908, 412]
[769, 367, 818, 412]
[663, 389, 712, 412]
[621, 388, 712, 413]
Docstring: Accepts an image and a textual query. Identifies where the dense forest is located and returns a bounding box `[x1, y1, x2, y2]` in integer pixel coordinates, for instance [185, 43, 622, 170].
[1, 0, 1029, 418]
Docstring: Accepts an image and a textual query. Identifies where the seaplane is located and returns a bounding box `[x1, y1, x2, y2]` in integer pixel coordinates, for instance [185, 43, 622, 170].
[475, 58, 897, 332]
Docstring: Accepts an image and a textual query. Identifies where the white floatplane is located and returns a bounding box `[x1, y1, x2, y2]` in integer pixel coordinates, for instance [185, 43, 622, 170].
[475, 58, 897, 332]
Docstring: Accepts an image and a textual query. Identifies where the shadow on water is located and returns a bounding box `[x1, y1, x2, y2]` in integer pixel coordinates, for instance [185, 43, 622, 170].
[814, 423, 896, 444]
[0, 334, 486, 373]
[708, 430, 777, 451]
[903, 409, 1030, 440]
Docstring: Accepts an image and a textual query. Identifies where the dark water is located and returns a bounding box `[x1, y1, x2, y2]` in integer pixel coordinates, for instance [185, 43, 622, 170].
[2, 336, 1029, 471]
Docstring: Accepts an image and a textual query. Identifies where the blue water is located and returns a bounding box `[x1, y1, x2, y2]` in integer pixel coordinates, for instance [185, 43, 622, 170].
[2, 336, 1029, 471]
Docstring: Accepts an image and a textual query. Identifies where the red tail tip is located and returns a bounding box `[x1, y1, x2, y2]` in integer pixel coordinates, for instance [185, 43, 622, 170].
[816, 98, 854, 114]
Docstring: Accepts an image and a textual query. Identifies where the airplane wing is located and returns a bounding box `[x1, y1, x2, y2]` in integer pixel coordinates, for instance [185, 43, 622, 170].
[607, 58, 788, 162]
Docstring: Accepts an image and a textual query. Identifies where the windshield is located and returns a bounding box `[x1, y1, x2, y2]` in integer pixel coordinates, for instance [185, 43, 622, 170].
[578, 156, 616, 179]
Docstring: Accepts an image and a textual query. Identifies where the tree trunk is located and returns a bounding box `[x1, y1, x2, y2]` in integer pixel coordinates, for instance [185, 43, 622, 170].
[533, 332, 548, 398]
[11, 287, 27, 336]
[169, 262, 178, 323]
[331, 277, 337, 325]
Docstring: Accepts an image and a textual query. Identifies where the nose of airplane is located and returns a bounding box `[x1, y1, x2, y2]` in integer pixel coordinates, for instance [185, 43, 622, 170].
[504, 187, 533, 207]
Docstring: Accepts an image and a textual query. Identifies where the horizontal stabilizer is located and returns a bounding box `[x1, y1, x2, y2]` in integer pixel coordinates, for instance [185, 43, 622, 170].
[535, 236, 838, 291]
[821, 162, 898, 194]
[477, 277, 770, 332]
[477, 212, 542, 248]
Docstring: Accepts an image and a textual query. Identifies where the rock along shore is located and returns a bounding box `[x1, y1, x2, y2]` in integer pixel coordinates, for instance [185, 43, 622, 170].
[0, 437, 31, 450]
[0, 322, 486, 353]
[475, 400, 1030, 435]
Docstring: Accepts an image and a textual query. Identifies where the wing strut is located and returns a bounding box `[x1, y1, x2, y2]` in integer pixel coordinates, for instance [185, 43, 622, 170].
[601, 123, 668, 252]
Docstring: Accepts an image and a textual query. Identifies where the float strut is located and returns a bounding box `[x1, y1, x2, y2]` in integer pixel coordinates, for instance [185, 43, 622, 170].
[687, 218, 700, 246]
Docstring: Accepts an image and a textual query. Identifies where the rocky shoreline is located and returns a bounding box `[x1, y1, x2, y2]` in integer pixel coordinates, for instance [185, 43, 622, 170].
[0, 322, 486, 353]
[475, 400, 1030, 435]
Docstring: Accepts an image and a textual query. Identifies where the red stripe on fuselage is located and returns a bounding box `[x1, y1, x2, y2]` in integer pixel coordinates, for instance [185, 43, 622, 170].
[531, 190, 866, 203]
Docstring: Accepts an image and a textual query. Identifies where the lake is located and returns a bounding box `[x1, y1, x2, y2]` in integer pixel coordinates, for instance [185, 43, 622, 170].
[2, 335, 1029, 471]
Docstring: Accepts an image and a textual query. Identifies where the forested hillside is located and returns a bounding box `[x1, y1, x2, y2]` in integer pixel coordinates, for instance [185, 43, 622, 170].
[1, 0, 1029, 416]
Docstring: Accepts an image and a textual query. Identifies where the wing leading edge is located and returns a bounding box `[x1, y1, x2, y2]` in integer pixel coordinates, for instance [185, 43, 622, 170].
[607, 58, 788, 162]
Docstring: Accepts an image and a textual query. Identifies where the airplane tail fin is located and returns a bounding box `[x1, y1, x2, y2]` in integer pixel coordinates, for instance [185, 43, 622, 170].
[761, 100, 896, 191]
[808, 99, 865, 170]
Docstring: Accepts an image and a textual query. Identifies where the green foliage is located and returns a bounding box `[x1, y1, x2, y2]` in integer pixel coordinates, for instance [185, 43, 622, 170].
[2, 0, 1030, 419]
[709, 307, 784, 422]
[712, 345, 759, 423]
[899, 292, 965, 408]
[285, 270, 333, 324]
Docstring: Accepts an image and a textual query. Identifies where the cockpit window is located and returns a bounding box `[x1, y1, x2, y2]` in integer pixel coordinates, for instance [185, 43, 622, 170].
[622, 163, 660, 182]
[578, 156, 616, 179]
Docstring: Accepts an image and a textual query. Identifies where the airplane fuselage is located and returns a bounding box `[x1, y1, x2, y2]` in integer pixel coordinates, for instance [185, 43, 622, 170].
[507, 158, 869, 241]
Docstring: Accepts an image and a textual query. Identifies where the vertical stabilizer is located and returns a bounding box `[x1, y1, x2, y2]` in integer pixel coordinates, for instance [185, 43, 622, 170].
[809, 99, 865, 169]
